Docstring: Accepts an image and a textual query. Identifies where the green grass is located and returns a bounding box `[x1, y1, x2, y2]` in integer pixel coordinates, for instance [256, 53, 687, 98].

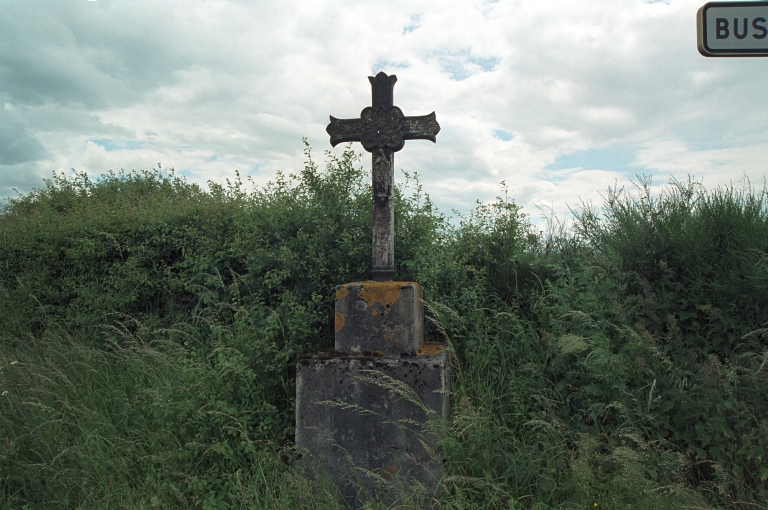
[1, 145, 767, 508]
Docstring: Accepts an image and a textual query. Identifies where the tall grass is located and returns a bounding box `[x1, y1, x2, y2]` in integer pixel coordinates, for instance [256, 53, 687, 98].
[1, 148, 766, 508]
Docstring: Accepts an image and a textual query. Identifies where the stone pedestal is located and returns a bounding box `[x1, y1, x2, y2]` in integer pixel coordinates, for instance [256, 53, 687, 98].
[295, 281, 450, 507]
[334, 281, 423, 356]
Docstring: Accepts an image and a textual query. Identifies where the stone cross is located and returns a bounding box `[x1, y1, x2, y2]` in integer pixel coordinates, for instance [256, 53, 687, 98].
[326, 72, 440, 281]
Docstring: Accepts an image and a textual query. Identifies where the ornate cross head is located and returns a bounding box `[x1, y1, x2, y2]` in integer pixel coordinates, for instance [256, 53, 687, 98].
[327, 72, 440, 154]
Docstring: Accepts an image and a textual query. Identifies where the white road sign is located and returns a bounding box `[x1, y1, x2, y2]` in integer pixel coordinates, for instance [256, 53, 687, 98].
[698, 1, 768, 56]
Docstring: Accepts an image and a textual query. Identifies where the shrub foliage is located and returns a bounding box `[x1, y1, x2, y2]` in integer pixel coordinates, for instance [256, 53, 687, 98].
[1, 146, 766, 508]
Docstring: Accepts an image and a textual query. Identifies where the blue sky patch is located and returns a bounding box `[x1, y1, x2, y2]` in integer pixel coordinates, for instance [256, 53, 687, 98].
[91, 139, 146, 151]
[433, 48, 500, 81]
[470, 55, 499, 72]
[372, 60, 408, 74]
[403, 14, 421, 33]
[494, 130, 513, 141]
[548, 144, 638, 173]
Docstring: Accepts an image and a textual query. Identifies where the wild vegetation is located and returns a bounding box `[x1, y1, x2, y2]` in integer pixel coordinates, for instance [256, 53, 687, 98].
[1, 142, 767, 509]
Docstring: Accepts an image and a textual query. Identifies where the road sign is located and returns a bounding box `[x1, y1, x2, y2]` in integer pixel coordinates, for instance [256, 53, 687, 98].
[697, 1, 768, 57]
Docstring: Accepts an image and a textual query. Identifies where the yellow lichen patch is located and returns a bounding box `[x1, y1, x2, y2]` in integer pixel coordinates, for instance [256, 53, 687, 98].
[417, 343, 444, 355]
[381, 465, 398, 480]
[334, 312, 345, 332]
[335, 285, 349, 299]
[371, 309, 378, 316]
[358, 281, 413, 307]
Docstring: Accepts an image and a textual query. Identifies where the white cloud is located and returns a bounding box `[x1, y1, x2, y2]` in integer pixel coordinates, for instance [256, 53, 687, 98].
[1, 0, 766, 226]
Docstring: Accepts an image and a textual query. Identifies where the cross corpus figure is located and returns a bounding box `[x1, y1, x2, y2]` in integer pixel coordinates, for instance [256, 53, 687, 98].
[327, 72, 440, 281]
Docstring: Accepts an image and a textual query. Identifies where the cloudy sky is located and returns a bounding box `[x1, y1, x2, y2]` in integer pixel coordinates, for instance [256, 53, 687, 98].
[2, 0, 767, 224]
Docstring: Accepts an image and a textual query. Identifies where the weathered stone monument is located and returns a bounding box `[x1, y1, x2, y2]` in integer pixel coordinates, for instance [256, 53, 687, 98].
[295, 72, 450, 507]
[326, 71, 441, 282]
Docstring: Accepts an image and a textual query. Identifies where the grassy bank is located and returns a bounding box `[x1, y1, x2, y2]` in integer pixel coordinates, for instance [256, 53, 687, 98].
[1, 144, 767, 508]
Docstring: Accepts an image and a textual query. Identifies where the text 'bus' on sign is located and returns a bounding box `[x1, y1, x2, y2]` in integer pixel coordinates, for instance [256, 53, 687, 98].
[697, 1, 768, 57]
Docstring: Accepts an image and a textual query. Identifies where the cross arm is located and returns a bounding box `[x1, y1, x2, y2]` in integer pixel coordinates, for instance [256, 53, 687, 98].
[327, 104, 439, 152]
[327, 116, 363, 147]
[402, 112, 440, 143]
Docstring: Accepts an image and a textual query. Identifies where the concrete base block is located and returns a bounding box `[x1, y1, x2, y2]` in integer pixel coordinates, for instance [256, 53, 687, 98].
[295, 348, 450, 507]
[335, 281, 424, 356]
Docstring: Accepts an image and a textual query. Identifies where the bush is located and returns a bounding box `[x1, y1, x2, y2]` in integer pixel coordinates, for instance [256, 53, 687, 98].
[2, 151, 767, 508]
